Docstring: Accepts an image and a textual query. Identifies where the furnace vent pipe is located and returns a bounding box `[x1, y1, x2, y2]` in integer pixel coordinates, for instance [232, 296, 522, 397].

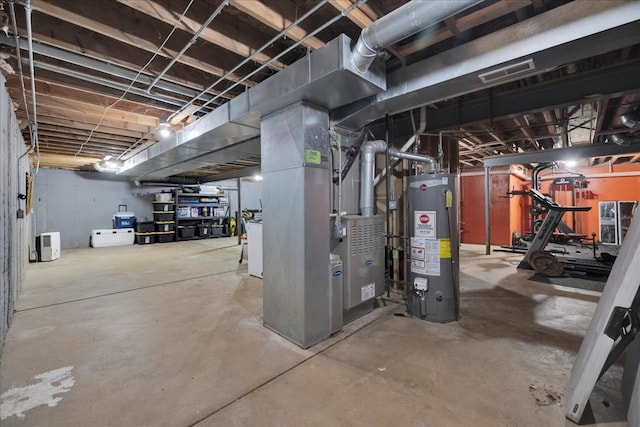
[388, 148, 437, 172]
[361, 140, 388, 217]
[352, 0, 480, 73]
[360, 140, 438, 216]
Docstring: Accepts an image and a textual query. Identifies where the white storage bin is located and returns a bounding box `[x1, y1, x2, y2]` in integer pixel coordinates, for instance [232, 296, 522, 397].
[91, 228, 135, 247]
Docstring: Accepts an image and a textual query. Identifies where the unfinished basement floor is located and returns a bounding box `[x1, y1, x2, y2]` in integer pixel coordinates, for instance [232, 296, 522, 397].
[0, 239, 630, 426]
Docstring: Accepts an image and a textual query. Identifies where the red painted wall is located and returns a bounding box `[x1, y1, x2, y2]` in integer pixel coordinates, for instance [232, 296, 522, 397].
[460, 164, 640, 246]
[538, 164, 640, 240]
[460, 169, 512, 245]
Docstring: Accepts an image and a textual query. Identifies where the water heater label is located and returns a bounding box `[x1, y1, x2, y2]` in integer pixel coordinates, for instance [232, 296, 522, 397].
[361, 283, 376, 301]
[410, 237, 441, 276]
[414, 211, 436, 238]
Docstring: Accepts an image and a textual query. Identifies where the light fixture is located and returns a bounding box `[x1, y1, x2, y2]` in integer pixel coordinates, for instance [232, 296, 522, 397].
[158, 122, 172, 138]
[565, 160, 577, 168]
[253, 174, 263, 181]
[93, 158, 124, 173]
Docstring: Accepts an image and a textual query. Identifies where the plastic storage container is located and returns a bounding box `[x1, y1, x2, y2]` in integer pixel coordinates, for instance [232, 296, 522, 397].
[211, 225, 224, 237]
[152, 201, 175, 212]
[155, 231, 175, 243]
[178, 226, 195, 238]
[135, 221, 155, 233]
[153, 211, 174, 222]
[91, 228, 135, 247]
[155, 221, 175, 232]
[135, 232, 155, 244]
[197, 223, 210, 237]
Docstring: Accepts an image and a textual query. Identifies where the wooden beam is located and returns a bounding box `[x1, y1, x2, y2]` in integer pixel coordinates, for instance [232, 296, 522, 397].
[31, 107, 152, 134]
[6, 78, 172, 118]
[16, 92, 160, 127]
[18, 30, 235, 97]
[30, 0, 252, 86]
[38, 133, 134, 148]
[25, 115, 146, 139]
[329, 0, 373, 28]
[398, 0, 531, 56]
[229, 0, 324, 51]
[37, 124, 139, 143]
[33, 152, 102, 169]
[116, 0, 285, 71]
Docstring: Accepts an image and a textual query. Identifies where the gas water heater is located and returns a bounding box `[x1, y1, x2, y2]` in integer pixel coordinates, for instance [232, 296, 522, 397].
[407, 173, 459, 322]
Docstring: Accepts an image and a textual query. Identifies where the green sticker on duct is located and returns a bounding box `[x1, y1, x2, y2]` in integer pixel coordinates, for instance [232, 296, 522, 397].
[306, 149, 321, 165]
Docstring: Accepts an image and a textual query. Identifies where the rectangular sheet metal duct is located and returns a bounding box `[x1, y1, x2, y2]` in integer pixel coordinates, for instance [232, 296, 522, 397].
[119, 35, 385, 180]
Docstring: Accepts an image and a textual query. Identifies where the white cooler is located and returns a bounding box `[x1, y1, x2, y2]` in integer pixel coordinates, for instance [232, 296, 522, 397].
[91, 228, 135, 247]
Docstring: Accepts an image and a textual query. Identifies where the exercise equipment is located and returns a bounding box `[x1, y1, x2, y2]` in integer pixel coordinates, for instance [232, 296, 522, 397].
[518, 189, 591, 272]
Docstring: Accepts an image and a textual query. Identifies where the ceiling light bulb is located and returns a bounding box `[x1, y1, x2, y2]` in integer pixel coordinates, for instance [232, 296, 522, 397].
[160, 127, 171, 137]
[565, 160, 577, 168]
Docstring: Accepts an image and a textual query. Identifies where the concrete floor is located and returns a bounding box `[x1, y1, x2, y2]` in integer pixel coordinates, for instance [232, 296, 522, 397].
[0, 239, 630, 426]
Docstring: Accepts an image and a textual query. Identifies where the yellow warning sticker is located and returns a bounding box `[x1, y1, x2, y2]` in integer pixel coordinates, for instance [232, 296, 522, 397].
[306, 149, 321, 165]
[440, 238, 451, 258]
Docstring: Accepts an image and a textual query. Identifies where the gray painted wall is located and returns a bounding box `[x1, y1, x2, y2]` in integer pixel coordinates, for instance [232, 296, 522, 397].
[34, 170, 156, 248]
[1, 77, 29, 350]
[211, 178, 262, 215]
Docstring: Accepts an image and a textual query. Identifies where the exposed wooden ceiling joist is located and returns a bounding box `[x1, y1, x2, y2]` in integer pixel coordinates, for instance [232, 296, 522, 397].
[115, 0, 285, 71]
[28, 115, 147, 140]
[34, 152, 102, 168]
[329, 0, 374, 28]
[22, 92, 159, 127]
[228, 0, 325, 51]
[6, 78, 172, 118]
[26, 106, 153, 134]
[14, 30, 234, 99]
[29, 0, 254, 87]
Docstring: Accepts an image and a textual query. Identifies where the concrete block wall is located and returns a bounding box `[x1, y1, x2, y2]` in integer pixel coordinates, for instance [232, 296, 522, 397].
[1, 76, 30, 350]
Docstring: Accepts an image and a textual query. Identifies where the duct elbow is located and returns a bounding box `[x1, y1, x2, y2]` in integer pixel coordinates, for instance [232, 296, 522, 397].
[352, 31, 378, 74]
[621, 111, 640, 129]
[351, 0, 480, 73]
[388, 148, 437, 172]
[362, 139, 388, 155]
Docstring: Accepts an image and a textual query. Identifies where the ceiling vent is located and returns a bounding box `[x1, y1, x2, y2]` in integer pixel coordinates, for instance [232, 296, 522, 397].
[479, 59, 536, 84]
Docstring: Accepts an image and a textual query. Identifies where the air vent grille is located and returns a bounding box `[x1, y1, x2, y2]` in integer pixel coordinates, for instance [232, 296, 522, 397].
[350, 219, 385, 256]
[479, 59, 535, 84]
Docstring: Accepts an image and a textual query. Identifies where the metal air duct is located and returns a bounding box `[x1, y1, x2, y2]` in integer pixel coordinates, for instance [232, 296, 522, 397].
[621, 108, 640, 129]
[351, 0, 480, 73]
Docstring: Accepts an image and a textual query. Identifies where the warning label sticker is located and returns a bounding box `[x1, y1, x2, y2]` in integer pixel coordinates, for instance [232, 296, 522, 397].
[440, 238, 452, 259]
[361, 283, 376, 301]
[414, 211, 436, 239]
[410, 237, 440, 276]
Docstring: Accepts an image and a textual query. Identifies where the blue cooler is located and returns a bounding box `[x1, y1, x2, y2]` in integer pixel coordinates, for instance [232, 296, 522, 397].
[113, 204, 135, 228]
[113, 212, 135, 228]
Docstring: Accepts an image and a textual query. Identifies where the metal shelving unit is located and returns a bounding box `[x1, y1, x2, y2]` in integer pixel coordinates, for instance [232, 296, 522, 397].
[174, 190, 230, 240]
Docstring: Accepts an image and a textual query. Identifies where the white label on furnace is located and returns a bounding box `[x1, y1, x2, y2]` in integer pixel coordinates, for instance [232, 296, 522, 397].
[361, 283, 376, 301]
[414, 277, 428, 291]
[414, 211, 436, 238]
